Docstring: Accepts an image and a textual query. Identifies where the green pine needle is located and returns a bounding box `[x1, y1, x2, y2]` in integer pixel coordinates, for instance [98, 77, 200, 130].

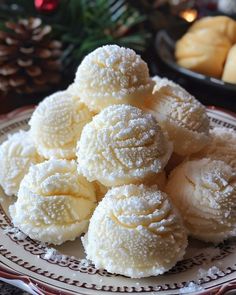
[0, 0, 150, 66]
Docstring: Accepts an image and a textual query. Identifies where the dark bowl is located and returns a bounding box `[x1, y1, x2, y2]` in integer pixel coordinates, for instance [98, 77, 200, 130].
[154, 25, 236, 111]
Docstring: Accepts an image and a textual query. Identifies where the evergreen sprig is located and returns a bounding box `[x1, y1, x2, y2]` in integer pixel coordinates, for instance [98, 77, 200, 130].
[0, 0, 150, 66]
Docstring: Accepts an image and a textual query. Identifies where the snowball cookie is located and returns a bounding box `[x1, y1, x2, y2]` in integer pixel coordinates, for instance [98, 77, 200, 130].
[143, 77, 210, 156]
[192, 127, 236, 169]
[10, 159, 97, 245]
[73, 45, 154, 112]
[77, 104, 173, 187]
[222, 44, 236, 84]
[166, 159, 236, 243]
[83, 184, 187, 278]
[66, 83, 79, 98]
[0, 130, 42, 196]
[29, 90, 93, 159]
[189, 16, 236, 43]
[175, 29, 231, 78]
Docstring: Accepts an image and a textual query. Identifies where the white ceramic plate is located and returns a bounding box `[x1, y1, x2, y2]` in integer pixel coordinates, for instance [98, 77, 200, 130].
[0, 106, 236, 295]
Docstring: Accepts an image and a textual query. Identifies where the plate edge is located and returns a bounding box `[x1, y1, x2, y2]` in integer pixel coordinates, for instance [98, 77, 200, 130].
[0, 262, 80, 295]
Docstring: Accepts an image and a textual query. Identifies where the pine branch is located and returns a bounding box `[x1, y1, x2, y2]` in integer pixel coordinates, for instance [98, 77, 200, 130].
[0, 0, 150, 65]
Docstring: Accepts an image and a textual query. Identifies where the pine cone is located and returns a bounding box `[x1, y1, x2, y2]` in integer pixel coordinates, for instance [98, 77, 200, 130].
[0, 17, 62, 95]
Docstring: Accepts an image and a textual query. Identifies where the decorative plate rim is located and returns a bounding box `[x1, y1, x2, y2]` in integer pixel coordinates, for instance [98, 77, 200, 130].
[0, 105, 236, 295]
[0, 105, 36, 122]
[206, 106, 236, 119]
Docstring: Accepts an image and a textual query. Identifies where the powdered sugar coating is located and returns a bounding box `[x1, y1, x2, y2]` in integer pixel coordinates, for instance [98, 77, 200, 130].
[198, 266, 224, 278]
[29, 90, 93, 159]
[73, 45, 154, 112]
[192, 127, 236, 169]
[10, 159, 97, 245]
[142, 76, 210, 156]
[77, 105, 173, 186]
[66, 83, 80, 98]
[166, 158, 236, 242]
[179, 282, 204, 294]
[0, 130, 42, 196]
[83, 184, 187, 278]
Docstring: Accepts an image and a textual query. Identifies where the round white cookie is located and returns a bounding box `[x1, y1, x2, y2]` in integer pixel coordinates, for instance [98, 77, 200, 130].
[0, 130, 41, 196]
[10, 159, 97, 245]
[72, 45, 154, 112]
[77, 104, 172, 186]
[83, 184, 188, 278]
[29, 90, 93, 159]
[166, 158, 236, 243]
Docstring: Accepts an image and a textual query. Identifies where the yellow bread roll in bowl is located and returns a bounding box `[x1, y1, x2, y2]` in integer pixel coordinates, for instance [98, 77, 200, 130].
[143, 76, 210, 156]
[9, 159, 97, 245]
[189, 16, 236, 43]
[76, 104, 173, 187]
[82, 184, 188, 278]
[222, 44, 236, 84]
[0, 131, 42, 196]
[175, 29, 231, 78]
[29, 90, 93, 160]
[166, 159, 236, 243]
[72, 45, 154, 112]
[192, 127, 236, 169]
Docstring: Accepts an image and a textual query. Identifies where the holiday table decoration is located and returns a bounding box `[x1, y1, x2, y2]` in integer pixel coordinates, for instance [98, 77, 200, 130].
[0, 0, 149, 69]
[34, 0, 59, 12]
[0, 0, 149, 102]
[0, 17, 62, 95]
